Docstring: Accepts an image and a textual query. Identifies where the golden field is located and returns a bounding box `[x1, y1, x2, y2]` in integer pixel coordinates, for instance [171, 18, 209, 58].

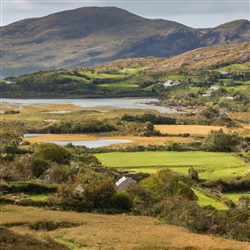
[155, 125, 250, 136]
[1, 205, 249, 250]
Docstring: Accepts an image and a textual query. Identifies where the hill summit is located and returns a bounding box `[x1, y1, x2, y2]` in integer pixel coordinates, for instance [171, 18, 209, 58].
[1, 7, 249, 76]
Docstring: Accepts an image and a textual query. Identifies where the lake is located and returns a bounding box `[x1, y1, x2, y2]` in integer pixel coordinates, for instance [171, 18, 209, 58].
[23, 134, 132, 148]
[45, 139, 132, 148]
[1, 98, 178, 113]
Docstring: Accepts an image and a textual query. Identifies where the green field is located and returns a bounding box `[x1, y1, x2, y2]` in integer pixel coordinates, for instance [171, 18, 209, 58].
[193, 189, 228, 210]
[214, 63, 250, 72]
[95, 151, 249, 179]
[224, 192, 249, 205]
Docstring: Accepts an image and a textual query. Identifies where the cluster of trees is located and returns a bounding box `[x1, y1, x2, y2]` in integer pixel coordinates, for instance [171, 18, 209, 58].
[121, 113, 176, 124]
[203, 129, 241, 152]
[30, 120, 116, 134]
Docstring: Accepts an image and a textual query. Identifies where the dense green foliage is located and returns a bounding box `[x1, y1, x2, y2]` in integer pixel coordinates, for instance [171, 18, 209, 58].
[121, 113, 176, 124]
[203, 129, 241, 152]
[32, 143, 72, 164]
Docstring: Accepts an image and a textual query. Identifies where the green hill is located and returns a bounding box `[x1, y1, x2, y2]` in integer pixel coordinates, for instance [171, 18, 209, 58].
[1, 42, 249, 98]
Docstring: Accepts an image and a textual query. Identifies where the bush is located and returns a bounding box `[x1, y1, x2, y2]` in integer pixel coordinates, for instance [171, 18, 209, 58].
[32, 143, 72, 164]
[28, 220, 81, 231]
[202, 129, 241, 152]
[31, 158, 49, 178]
[83, 179, 116, 208]
[110, 192, 133, 213]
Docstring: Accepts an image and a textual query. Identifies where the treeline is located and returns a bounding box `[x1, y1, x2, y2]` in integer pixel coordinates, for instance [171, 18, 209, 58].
[121, 113, 176, 124]
[201, 175, 250, 192]
[29, 120, 116, 134]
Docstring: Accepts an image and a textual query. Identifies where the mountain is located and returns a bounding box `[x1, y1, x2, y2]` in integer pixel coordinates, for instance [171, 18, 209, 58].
[1, 7, 249, 77]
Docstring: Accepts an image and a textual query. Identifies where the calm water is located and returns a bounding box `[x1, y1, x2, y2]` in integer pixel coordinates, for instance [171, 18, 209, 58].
[23, 134, 132, 148]
[45, 139, 132, 148]
[1, 98, 177, 113]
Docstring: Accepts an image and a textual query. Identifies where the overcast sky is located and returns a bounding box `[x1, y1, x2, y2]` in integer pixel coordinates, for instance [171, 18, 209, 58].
[1, 0, 249, 28]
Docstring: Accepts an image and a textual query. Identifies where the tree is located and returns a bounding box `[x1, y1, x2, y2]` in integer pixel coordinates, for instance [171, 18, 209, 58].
[188, 167, 199, 181]
[32, 143, 72, 164]
[31, 158, 49, 178]
[203, 129, 241, 152]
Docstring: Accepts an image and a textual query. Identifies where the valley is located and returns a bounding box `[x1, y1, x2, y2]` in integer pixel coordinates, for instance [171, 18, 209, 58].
[0, 6, 250, 250]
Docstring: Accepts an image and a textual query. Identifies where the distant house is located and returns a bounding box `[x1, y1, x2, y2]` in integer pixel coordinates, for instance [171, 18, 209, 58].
[202, 92, 211, 97]
[222, 96, 234, 100]
[209, 86, 220, 91]
[5, 81, 16, 84]
[158, 80, 182, 88]
[115, 176, 137, 189]
[219, 71, 230, 77]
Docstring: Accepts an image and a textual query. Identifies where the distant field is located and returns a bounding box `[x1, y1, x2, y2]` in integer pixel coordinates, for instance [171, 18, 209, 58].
[2, 205, 249, 250]
[214, 63, 250, 71]
[193, 189, 228, 210]
[154, 125, 250, 136]
[224, 192, 250, 205]
[95, 151, 249, 179]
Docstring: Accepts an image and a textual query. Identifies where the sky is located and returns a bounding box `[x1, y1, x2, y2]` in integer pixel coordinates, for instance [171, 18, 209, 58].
[1, 0, 249, 28]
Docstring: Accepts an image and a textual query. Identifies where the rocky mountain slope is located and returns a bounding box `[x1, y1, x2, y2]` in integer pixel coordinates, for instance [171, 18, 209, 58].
[1, 7, 249, 77]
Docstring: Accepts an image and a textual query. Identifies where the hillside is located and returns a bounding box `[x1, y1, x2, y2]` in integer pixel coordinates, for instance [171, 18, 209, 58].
[1, 6, 249, 77]
[2, 42, 249, 98]
[2, 205, 249, 250]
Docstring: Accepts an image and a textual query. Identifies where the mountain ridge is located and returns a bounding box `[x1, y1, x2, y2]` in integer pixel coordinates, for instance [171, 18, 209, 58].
[1, 6, 249, 77]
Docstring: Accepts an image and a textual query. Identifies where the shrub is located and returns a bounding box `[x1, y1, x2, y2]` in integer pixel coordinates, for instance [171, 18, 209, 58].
[32, 143, 72, 164]
[202, 129, 241, 152]
[110, 192, 133, 213]
[31, 158, 49, 178]
[84, 179, 116, 208]
[28, 220, 81, 231]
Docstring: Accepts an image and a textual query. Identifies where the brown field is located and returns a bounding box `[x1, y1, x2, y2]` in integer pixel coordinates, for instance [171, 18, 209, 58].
[155, 125, 250, 136]
[1, 205, 250, 250]
[23, 134, 195, 145]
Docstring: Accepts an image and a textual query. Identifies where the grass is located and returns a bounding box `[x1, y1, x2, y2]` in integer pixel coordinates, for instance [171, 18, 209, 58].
[94, 151, 249, 179]
[99, 83, 139, 92]
[1, 204, 249, 250]
[193, 189, 228, 210]
[224, 192, 250, 205]
[214, 64, 250, 72]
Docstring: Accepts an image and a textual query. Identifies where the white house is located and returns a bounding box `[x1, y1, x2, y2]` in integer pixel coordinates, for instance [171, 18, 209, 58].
[115, 176, 137, 189]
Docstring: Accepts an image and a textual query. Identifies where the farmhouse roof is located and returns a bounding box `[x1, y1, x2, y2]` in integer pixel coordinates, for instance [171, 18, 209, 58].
[115, 176, 137, 189]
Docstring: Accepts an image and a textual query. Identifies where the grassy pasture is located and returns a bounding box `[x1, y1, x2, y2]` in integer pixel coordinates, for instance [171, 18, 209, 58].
[193, 189, 228, 210]
[224, 192, 250, 205]
[1, 205, 249, 250]
[94, 151, 249, 179]
[214, 63, 250, 71]
[99, 83, 139, 92]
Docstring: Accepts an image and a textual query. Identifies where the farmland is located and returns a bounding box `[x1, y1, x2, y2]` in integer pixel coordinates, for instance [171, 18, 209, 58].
[155, 125, 250, 136]
[94, 151, 249, 180]
[1, 43, 250, 247]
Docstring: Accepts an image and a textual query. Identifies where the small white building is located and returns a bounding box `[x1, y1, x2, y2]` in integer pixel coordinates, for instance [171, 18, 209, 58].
[158, 80, 182, 88]
[209, 86, 220, 91]
[115, 176, 137, 190]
